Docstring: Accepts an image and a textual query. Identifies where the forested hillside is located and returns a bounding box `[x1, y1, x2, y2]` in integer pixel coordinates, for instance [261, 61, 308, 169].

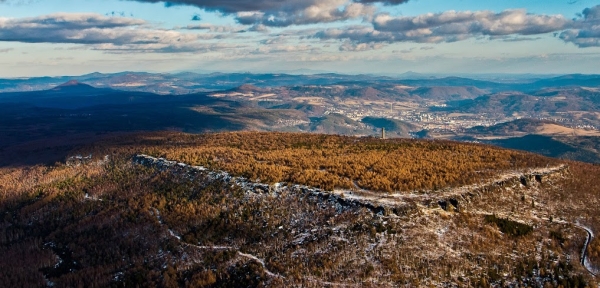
[137, 132, 555, 192]
[0, 132, 598, 287]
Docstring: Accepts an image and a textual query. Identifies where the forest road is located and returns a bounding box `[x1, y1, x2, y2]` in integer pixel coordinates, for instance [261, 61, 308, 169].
[575, 224, 596, 277]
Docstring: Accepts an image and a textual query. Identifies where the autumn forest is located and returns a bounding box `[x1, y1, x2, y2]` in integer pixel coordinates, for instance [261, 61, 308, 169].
[0, 131, 598, 287]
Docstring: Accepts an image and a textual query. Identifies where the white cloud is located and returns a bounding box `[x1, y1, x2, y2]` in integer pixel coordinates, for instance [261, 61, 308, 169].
[235, 0, 376, 27]
[560, 5, 600, 48]
[313, 6, 600, 50]
[339, 41, 385, 51]
[130, 0, 408, 26]
[0, 13, 237, 53]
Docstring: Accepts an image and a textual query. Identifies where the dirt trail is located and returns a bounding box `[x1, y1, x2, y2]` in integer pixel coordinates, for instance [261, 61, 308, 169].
[150, 208, 284, 279]
[135, 154, 567, 214]
[574, 224, 597, 277]
[136, 156, 595, 282]
[332, 165, 567, 208]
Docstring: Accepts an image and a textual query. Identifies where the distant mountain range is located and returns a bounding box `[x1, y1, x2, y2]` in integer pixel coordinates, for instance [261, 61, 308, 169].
[1, 72, 599, 95]
[3, 72, 600, 287]
[0, 80, 171, 109]
[464, 119, 600, 137]
[443, 119, 600, 163]
[441, 87, 600, 116]
[1, 74, 599, 165]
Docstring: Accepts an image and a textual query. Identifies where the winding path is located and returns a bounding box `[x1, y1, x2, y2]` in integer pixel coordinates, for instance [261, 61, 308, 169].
[574, 224, 597, 277]
[151, 208, 284, 279]
[137, 156, 594, 281]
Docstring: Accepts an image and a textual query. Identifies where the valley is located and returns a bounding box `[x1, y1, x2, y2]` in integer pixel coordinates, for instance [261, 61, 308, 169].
[3, 0, 600, 286]
[0, 72, 599, 287]
[1, 72, 600, 165]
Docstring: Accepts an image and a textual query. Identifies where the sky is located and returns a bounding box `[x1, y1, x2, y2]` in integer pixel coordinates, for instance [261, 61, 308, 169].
[1, 0, 600, 77]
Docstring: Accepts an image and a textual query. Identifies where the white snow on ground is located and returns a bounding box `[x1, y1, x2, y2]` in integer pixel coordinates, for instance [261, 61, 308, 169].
[237, 252, 283, 278]
[576, 224, 598, 277]
[150, 206, 284, 279]
[135, 154, 567, 215]
[511, 215, 598, 278]
[332, 165, 568, 207]
[136, 155, 595, 282]
[83, 193, 102, 201]
[196, 246, 232, 250]
[168, 229, 181, 240]
[302, 276, 361, 287]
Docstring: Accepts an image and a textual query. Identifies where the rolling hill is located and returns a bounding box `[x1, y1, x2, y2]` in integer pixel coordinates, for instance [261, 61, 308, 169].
[0, 80, 170, 109]
[446, 88, 600, 116]
[410, 86, 487, 100]
[300, 113, 373, 135]
[455, 119, 600, 163]
[361, 116, 418, 137]
[465, 119, 600, 137]
[0, 131, 598, 286]
[483, 135, 600, 164]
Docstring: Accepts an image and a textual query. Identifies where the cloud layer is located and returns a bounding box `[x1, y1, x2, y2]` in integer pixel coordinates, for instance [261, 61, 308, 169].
[559, 5, 600, 47]
[0, 13, 237, 53]
[1, 3, 600, 57]
[314, 5, 600, 49]
[137, 0, 409, 13]
[317, 9, 571, 45]
[132, 0, 409, 27]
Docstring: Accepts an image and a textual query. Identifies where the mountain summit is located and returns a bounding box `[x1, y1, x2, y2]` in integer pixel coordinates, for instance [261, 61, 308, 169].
[52, 80, 97, 91]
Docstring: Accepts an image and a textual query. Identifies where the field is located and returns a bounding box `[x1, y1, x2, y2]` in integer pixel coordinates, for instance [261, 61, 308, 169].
[535, 123, 600, 136]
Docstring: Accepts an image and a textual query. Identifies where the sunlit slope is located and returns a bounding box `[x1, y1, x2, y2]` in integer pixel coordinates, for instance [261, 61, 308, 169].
[135, 132, 558, 192]
[2, 131, 598, 287]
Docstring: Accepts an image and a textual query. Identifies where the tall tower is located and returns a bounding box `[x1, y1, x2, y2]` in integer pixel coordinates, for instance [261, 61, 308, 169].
[382, 127, 386, 140]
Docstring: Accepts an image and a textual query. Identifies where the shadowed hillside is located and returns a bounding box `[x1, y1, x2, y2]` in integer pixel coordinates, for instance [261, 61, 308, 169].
[300, 114, 372, 136]
[0, 131, 597, 287]
[361, 116, 418, 138]
[486, 135, 600, 164]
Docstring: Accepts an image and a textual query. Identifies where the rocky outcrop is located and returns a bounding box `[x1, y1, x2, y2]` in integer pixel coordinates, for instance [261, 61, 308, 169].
[432, 165, 569, 211]
[133, 154, 414, 216]
[133, 154, 569, 216]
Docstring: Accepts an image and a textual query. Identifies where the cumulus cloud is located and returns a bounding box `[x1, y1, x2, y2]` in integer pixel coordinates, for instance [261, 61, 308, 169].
[317, 5, 600, 49]
[248, 24, 269, 32]
[582, 5, 600, 20]
[131, 0, 405, 26]
[234, 1, 376, 27]
[315, 25, 392, 43]
[372, 9, 570, 41]
[560, 27, 600, 48]
[0, 13, 233, 53]
[135, 0, 407, 13]
[559, 5, 600, 47]
[315, 8, 581, 50]
[0, 13, 146, 32]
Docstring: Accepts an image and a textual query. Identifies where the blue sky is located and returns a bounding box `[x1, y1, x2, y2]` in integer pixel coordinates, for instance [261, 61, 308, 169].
[1, 0, 599, 77]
